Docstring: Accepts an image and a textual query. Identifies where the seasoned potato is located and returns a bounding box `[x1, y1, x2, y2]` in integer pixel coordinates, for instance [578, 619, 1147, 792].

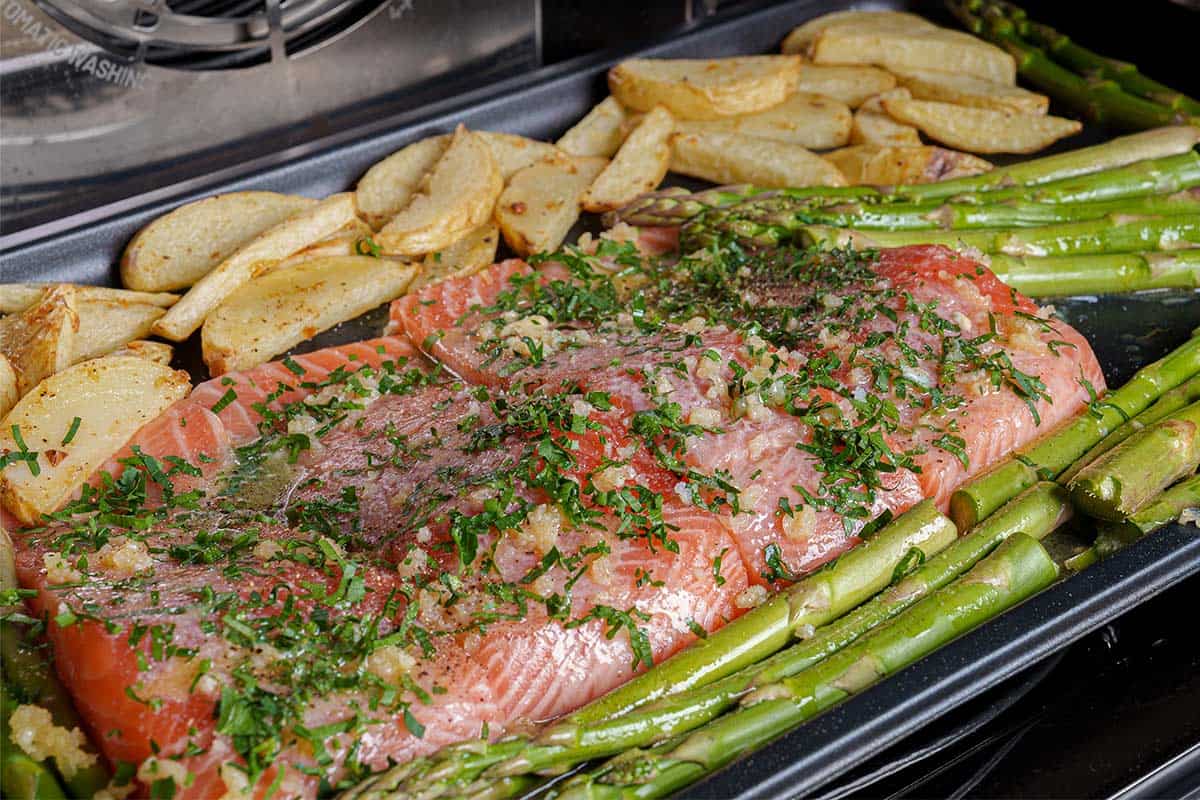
[793, 62, 897, 108]
[416, 223, 500, 290]
[676, 92, 851, 150]
[201, 256, 416, 374]
[121, 192, 317, 292]
[498, 156, 608, 256]
[0, 354, 17, 419]
[852, 89, 922, 147]
[0, 284, 178, 315]
[478, 132, 568, 179]
[781, 10, 937, 55]
[893, 68, 1049, 115]
[377, 126, 503, 256]
[671, 129, 846, 187]
[152, 193, 359, 342]
[0, 287, 77, 397]
[824, 144, 993, 186]
[583, 107, 674, 213]
[608, 56, 802, 120]
[557, 97, 629, 158]
[357, 136, 450, 230]
[108, 340, 174, 365]
[812, 28, 1017, 85]
[268, 219, 376, 273]
[72, 300, 166, 364]
[882, 97, 1082, 154]
[0, 357, 190, 524]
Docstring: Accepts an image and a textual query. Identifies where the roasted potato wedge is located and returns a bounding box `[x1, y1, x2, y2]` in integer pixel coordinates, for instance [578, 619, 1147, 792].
[671, 129, 846, 188]
[0, 354, 16, 420]
[121, 192, 317, 292]
[0, 357, 190, 523]
[676, 92, 851, 150]
[416, 223, 500, 290]
[792, 62, 897, 108]
[781, 10, 937, 54]
[478, 132, 568, 179]
[852, 89, 922, 147]
[152, 192, 359, 342]
[892, 68, 1049, 115]
[356, 135, 451, 230]
[812, 28, 1017, 86]
[497, 156, 608, 256]
[823, 144, 993, 186]
[881, 97, 1082, 154]
[556, 97, 629, 158]
[0, 284, 178, 315]
[608, 56, 802, 120]
[377, 126, 503, 257]
[268, 219, 376, 273]
[201, 256, 416, 374]
[73, 300, 166, 364]
[108, 340, 174, 365]
[0, 286, 78, 398]
[583, 107, 674, 213]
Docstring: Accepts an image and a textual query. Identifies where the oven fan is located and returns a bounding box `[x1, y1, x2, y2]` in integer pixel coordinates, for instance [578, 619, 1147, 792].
[33, 0, 389, 69]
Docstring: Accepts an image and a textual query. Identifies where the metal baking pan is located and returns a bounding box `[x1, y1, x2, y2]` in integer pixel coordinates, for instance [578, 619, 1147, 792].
[1, 1, 1198, 797]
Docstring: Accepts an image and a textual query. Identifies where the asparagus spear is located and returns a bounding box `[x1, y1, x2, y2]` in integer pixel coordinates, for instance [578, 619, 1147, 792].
[1060, 374, 1200, 482]
[949, 335, 1200, 530]
[1, 683, 69, 800]
[1093, 472, 1200, 557]
[472, 483, 1068, 783]
[552, 533, 1060, 800]
[349, 503, 957, 798]
[981, 0, 1200, 116]
[798, 215, 1200, 257]
[1068, 399, 1200, 521]
[988, 250, 1200, 298]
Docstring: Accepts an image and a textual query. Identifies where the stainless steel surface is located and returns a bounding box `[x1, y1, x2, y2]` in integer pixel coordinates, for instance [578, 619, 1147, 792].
[0, 0, 536, 233]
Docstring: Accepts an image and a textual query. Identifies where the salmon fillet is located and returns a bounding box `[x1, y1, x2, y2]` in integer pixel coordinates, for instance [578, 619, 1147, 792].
[9, 243, 1103, 798]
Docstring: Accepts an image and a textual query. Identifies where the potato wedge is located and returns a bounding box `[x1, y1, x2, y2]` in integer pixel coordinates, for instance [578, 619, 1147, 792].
[852, 89, 921, 147]
[882, 97, 1082, 154]
[781, 10, 937, 55]
[823, 145, 993, 186]
[608, 56, 802, 120]
[121, 192, 317, 292]
[152, 192, 359, 342]
[108, 340, 174, 365]
[376, 126, 503, 257]
[892, 68, 1049, 115]
[0, 287, 77, 397]
[670, 129, 846, 188]
[676, 92, 851, 150]
[356, 135, 451, 230]
[0, 356, 190, 523]
[557, 97, 629, 158]
[416, 223, 500, 290]
[201, 256, 416, 374]
[73, 300, 166, 364]
[268, 219, 376, 273]
[498, 156, 609, 256]
[582, 107, 673, 213]
[477, 132, 568, 179]
[813, 28, 1017, 85]
[793, 62, 897, 108]
[0, 284, 178, 315]
[0, 354, 16, 419]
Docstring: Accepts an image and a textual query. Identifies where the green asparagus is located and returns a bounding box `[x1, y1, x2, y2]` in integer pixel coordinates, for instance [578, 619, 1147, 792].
[949, 335, 1200, 529]
[552, 533, 1059, 800]
[1068, 399, 1200, 521]
[989, 250, 1200, 297]
[1094, 472, 1200, 557]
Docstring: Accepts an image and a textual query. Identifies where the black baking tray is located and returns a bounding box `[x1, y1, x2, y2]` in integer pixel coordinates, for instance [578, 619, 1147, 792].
[1, 1, 1198, 798]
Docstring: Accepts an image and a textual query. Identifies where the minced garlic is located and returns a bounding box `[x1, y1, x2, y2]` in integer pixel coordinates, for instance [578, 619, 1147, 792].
[8, 704, 97, 779]
[365, 644, 417, 684]
[734, 585, 769, 609]
[95, 537, 154, 578]
[42, 552, 81, 585]
[137, 756, 191, 794]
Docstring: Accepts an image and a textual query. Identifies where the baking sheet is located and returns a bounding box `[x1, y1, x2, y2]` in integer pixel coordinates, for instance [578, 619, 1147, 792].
[1, 1, 1198, 797]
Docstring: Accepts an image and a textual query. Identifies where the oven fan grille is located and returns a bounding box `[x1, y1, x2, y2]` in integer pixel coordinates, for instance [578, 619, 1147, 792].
[35, 0, 389, 69]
